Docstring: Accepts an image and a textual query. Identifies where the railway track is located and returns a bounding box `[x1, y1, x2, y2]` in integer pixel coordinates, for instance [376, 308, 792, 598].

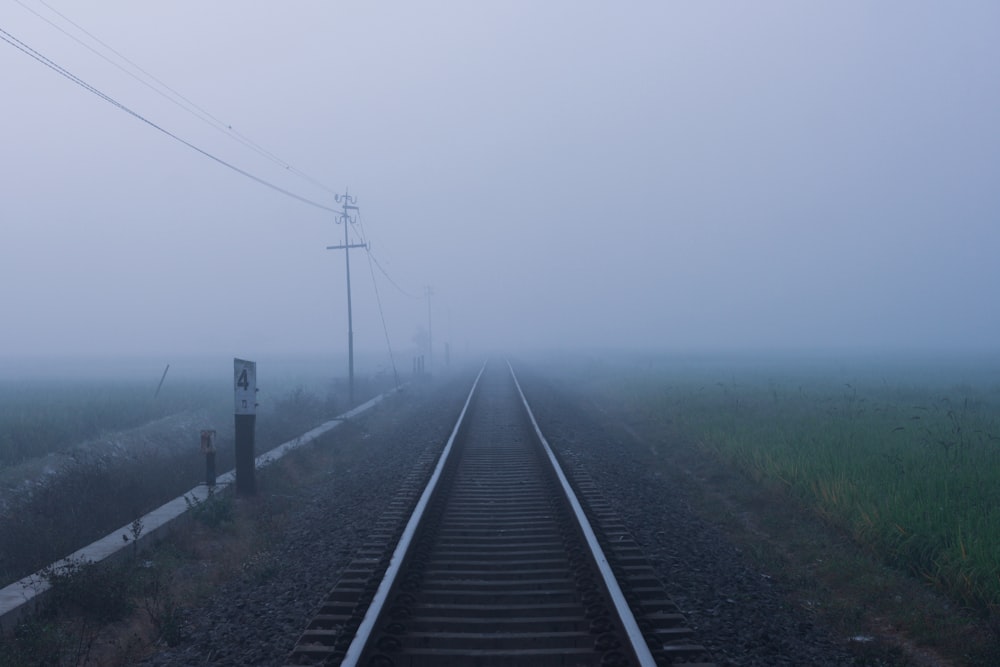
[287, 362, 712, 666]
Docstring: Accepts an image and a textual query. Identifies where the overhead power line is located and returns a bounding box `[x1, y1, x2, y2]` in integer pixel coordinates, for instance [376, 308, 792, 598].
[0, 24, 338, 213]
[364, 241, 401, 390]
[15, 0, 338, 197]
[355, 212, 422, 300]
[366, 248, 422, 300]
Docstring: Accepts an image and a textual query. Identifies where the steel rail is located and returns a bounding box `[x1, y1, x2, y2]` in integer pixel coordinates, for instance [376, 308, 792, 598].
[289, 360, 710, 665]
[507, 361, 659, 667]
[338, 362, 487, 667]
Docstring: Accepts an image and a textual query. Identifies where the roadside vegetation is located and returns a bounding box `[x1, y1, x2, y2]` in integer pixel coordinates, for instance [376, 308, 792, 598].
[0, 370, 407, 665]
[0, 382, 220, 469]
[572, 351, 1000, 661]
[0, 491, 239, 667]
[639, 377, 1000, 611]
[0, 374, 386, 589]
[0, 391, 377, 666]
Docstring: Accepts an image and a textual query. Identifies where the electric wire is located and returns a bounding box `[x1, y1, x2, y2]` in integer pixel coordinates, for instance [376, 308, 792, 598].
[355, 212, 422, 300]
[15, 0, 339, 197]
[0, 24, 338, 213]
[367, 249, 422, 300]
[364, 243, 401, 390]
[6, 12, 421, 377]
[7, 14, 420, 374]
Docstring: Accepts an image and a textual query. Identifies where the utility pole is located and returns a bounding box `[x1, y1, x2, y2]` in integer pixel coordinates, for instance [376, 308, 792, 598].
[327, 191, 367, 406]
[425, 285, 434, 369]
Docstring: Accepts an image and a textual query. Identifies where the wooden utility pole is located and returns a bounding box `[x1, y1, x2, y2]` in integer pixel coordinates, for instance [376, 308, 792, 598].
[425, 285, 434, 369]
[327, 191, 367, 406]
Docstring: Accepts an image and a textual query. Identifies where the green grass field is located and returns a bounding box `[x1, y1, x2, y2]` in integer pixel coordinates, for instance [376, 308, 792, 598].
[586, 351, 1000, 611]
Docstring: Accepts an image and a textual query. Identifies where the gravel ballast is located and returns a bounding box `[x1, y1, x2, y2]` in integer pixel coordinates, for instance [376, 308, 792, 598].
[142, 375, 473, 666]
[516, 368, 874, 666]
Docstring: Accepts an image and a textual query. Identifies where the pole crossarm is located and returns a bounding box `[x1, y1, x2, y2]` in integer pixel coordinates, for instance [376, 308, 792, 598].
[327, 243, 368, 250]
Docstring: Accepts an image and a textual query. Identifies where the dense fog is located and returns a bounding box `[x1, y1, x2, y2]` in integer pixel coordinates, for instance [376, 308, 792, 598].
[3, 2, 999, 371]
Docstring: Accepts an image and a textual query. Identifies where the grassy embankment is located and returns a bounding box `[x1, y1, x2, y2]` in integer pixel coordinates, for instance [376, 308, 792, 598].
[0, 373, 370, 589]
[0, 382, 218, 469]
[595, 355, 1000, 615]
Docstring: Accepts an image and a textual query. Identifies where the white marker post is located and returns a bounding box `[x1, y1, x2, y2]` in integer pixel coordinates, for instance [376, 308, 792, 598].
[234, 358, 257, 496]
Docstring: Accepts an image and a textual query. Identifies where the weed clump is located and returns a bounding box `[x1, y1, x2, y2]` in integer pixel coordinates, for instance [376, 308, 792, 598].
[45, 559, 134, 624]
[184, 490, 234, 528]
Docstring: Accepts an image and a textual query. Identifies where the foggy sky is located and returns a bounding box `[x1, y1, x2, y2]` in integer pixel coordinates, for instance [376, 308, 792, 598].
[3, 2, 999, 369]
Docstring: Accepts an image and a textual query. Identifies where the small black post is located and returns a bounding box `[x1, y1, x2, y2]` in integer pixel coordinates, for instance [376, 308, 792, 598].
[201, 429, 217, 487]
[234, 358, 258, 496]
[206, 450, 216, 486]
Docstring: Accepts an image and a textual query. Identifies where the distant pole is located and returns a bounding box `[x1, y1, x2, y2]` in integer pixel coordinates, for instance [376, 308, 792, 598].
[447, 306, 453, 367]
[153, 364, 170, 398]
[327, 191, 367, 406]
[425, 285, 434, 369]
[201, 429, 217, 487]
